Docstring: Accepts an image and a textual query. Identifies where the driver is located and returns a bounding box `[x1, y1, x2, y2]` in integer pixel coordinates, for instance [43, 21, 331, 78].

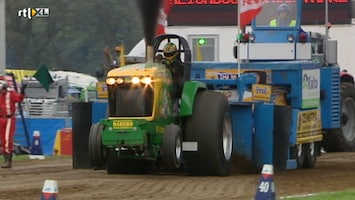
[269, 3, 296, 27]
[162, 42, 184, 99]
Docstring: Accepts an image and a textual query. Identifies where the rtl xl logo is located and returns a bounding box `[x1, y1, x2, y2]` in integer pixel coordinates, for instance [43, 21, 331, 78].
[18, 8, 50, 19]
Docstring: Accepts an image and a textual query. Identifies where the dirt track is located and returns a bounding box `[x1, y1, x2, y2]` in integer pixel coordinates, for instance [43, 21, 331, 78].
[0, 152, 354, 200]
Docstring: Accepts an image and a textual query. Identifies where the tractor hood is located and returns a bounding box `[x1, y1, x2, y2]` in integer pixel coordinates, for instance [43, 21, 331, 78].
[107, 62, 171, 80]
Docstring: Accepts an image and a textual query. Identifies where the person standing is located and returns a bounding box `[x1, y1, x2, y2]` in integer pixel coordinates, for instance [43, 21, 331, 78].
[340, 69, 354, 85]
[269, 3, 296, 27]
[0, 79, 26, 168]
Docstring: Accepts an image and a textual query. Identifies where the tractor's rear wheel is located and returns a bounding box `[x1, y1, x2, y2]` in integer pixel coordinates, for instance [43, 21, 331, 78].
[323, 83, 355, 152]
[162, 124, 182, 170]
[184, 91, 233, 176]
[88, 123, 106, 170]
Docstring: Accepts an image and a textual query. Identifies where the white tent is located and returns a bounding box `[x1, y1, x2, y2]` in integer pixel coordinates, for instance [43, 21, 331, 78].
[50, 71, 98, 89]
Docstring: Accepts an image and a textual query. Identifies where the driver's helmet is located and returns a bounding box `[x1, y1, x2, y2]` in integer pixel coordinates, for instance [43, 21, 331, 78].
[163, 42, 178, 61]
[0, 80, 8, 91]
[277, 3, 290, 12]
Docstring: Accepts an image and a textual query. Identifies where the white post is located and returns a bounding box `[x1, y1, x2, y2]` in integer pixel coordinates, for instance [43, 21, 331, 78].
[324, 0, 329, 66]
[0, 0, 5, 75]
[237, 0, 241, 76]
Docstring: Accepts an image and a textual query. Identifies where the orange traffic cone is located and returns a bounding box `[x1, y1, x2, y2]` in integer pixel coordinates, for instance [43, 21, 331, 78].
[41, 180, 58, 200]
[254, 164, 276, 200]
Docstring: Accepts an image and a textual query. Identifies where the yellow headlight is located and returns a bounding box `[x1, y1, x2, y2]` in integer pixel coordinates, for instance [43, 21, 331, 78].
[141, 77, 152, 85]
[131, 77, 140, 84]
[106, 78, 116, 85]
[116, 78, 124, 84]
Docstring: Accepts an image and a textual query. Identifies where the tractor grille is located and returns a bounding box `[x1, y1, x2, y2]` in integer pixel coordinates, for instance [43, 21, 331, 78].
[108, 83, 154, 117]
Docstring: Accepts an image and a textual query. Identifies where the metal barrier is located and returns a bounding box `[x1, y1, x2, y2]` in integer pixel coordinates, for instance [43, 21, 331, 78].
[18, 100, 70, 118]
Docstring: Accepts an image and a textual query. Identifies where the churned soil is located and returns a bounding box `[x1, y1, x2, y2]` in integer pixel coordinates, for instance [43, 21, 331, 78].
[0, 152, 354, 200]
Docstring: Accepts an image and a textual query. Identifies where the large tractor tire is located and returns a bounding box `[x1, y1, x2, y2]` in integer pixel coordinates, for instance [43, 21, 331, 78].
[184, 91, 233, 176]
[88, 123, 106, 170]
[162, 124, 182, 170]
[323, 83, 355, 152]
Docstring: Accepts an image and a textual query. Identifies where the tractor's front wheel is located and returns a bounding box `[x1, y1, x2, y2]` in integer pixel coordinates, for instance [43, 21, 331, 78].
[88, 123, 107, 170]
[162, 124, 182, 170]
[184, 91, 233, 176]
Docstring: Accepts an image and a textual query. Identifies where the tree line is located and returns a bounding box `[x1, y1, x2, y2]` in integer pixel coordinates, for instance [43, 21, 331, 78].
[6, 0, 143, 76]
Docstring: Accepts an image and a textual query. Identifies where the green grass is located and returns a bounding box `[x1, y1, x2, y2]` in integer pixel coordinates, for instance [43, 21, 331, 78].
[0, 154, 71, 161]
[280, 190, 355, 200]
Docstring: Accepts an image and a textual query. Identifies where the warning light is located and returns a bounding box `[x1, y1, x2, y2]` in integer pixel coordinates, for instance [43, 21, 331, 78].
[198, 38, 207, 45]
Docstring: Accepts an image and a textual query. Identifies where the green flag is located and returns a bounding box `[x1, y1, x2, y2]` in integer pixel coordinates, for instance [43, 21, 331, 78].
[33, 65, 54, 92]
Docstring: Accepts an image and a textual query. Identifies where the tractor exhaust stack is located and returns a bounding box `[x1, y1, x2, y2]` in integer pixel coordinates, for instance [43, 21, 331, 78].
[137, 0, 163, 63]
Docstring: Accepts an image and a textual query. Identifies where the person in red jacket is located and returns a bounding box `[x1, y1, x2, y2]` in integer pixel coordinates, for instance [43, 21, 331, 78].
[340, 69, 354, 85]
[0, 79, 26, 168]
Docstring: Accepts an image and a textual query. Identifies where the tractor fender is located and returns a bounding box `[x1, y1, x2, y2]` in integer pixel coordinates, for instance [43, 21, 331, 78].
[179, 81, 207, 117]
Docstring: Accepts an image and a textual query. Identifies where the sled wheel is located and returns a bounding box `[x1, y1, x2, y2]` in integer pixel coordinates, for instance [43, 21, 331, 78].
[184, 91, 233, 176]
[296, 144, 305, 168]
[162, 124, 182, 170]
[88, 123, 106, 170]
[303, 142, 318, 169]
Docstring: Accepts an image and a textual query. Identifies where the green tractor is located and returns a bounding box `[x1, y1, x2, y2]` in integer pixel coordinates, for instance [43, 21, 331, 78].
[88, 34, 233, 176]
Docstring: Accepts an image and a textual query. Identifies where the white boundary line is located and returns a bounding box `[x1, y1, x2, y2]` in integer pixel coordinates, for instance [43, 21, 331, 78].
[279, 193, 318, 199]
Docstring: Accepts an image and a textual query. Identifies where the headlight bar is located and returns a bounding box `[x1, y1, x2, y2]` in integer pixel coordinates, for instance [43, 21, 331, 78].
[106, 76, 152, 85]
